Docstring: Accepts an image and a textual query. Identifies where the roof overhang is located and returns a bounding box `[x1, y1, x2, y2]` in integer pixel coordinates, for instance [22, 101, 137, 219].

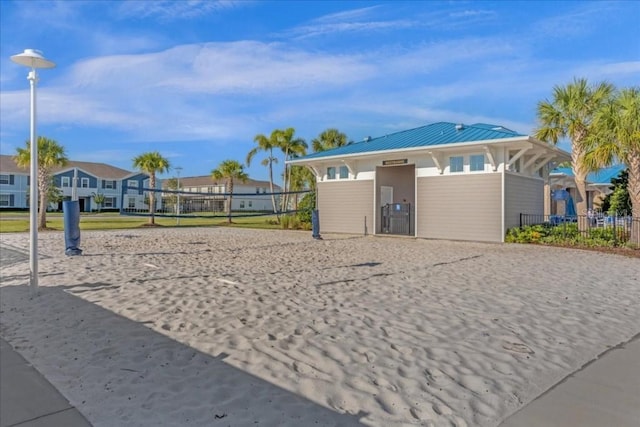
[287, 136, 571, 166]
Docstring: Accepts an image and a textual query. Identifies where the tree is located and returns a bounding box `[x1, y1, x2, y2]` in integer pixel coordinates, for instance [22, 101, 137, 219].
[535, 78, 615, 228]
[584, 87, 640, 243]
[276, 128, 307, 212]
[92, 192, 106, 212]
[14, 136, 68, 230]
[247, 131, 280, 218]
[212, 160, 248, 224]
[311, 128, 348, 152]
[132, 152, 171, 225]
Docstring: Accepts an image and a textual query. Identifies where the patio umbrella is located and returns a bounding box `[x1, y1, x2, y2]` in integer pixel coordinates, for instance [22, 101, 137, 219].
[566, 194, 576, 217]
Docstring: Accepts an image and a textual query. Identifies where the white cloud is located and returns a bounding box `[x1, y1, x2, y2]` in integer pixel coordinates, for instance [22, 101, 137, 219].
[116, 0, 244, 21]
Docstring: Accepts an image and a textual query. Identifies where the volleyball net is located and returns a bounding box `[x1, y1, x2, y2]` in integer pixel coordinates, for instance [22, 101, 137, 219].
[119, 186, 312, 219]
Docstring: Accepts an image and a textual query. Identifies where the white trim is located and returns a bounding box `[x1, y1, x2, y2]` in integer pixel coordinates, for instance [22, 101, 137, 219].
[288, 136, 571, 166]
[342, 160, 357, 178]
[506, 145, 532, 170]
[428, 151, 444, 174]
[483, 146, 497, 171]
[523, 152, 544, 170]
[534, 155, 555, 173]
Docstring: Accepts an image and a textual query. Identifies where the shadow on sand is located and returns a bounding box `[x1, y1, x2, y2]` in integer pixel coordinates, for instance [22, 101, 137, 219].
[0, 284, 367, 426]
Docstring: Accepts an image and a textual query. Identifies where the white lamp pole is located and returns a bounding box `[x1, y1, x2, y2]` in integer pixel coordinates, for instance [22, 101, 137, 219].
[10, 49, 56, 294]
[175, 166, 182, 225]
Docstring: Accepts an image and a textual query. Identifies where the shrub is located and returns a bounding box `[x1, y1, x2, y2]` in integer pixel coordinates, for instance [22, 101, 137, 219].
[296, 192, 315, 225]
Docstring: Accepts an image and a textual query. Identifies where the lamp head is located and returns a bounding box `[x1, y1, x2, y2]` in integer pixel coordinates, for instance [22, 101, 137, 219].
[10, 49, 56, 69]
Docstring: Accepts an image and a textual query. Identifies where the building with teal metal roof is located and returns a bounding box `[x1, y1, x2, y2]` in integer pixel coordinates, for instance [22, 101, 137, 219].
[549, 164, 626, 214]
[288, 121, 571, 243]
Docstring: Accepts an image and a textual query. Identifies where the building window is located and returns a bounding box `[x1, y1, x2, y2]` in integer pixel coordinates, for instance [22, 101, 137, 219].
[81, 177, 89, 188]
[103, 180, 115, 189]
[0, 194, 9, 206]
[128, 180, 138, 189]
[449, 156, 464, 173]
[256, 187, 260, 193]
[0, 174, 9, 185]
[327, 167, 336, 180]
[470, 154, 484, 172]
[262, 187, 267, 193]
[240, 201, 245, 209]
[128, 197, 136, 208]
[104, 197, 116, 208]
[61, 176, 71, 187]
[339, 165, 349, 179]
[248, 201, 252, 208]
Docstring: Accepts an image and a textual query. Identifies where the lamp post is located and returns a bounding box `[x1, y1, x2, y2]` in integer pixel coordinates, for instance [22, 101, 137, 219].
[10, 49, 56, 293]
[175, 166, 182, 225]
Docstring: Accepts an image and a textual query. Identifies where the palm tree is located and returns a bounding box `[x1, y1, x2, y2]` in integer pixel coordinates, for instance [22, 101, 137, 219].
[212, 160, 248, 224]
[535, 78, 615, 226]
[312, 128, 348, 152]
[132, 151, 171, 225]
[276, 128, 307, 212]
[584, 87, 640, 243]
[14, 136, 68, 230]
[247, 131, 280, 217]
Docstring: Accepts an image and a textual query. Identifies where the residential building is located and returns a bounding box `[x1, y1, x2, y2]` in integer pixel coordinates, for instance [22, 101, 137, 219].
[0, 155, 155, 212]
[161, 175, 281, 214]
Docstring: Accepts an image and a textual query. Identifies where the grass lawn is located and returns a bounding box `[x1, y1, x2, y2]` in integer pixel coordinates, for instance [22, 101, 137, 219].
[0, 211, 283, 233]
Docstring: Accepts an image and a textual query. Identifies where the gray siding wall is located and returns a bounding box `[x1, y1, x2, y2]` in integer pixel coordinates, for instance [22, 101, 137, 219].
[504, 173, 544, 231]
[318, 180, 374, 234]
[416, 173, 502, 242]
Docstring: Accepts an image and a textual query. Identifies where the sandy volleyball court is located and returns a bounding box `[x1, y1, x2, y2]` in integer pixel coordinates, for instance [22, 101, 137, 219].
[1, 227, 639, 426]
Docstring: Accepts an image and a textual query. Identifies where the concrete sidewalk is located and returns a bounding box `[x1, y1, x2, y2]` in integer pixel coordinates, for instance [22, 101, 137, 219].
[501, 335, 640, 427]
[0, 338, 91, 427]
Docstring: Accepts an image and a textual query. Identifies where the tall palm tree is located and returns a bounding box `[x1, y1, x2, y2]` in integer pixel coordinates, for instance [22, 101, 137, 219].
[311, 128, 348, 152]
[212, 159, 248, 223]
[584, 87, 640, 243]
[276, 128, 307, 212]
[14, 136, 68, 230]
[535, 78, 615, 226]
[247, 130, 280, 217]
[132, 151, 171, 225]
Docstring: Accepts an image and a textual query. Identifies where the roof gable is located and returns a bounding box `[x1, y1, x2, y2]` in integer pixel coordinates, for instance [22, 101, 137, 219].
[0, 155, 134, 179]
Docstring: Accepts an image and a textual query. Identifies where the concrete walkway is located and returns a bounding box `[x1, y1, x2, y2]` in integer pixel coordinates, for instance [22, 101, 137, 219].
[501, 335, 640, 427]
[0, 338, 91, 427]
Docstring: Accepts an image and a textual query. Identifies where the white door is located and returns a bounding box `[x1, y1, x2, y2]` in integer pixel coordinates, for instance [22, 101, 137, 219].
[381, 186, 393, 206]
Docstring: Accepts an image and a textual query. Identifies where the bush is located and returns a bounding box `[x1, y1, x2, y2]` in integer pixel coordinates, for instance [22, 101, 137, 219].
[296, 192, 315, 225]
[506, 222, 630, 247]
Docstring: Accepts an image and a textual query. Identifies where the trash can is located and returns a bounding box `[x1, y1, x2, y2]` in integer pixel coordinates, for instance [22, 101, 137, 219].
[63, 200, 83, 256]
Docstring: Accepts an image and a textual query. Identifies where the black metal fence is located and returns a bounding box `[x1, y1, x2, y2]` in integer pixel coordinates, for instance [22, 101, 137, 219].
[518, 213, 639, 246]
[381, 203, 411, 235]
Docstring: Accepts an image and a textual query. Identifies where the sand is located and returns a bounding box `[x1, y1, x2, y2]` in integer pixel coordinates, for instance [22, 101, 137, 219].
[1, 227, 639, 427]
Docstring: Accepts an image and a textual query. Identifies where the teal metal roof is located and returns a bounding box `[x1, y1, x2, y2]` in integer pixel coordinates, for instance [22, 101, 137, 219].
[551, 164, 625, 184]
[294, 122, 525, 161]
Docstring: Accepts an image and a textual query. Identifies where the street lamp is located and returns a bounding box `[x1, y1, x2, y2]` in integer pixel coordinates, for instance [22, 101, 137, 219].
[10, 49, 56, 294]
[175, 166, 182, 225]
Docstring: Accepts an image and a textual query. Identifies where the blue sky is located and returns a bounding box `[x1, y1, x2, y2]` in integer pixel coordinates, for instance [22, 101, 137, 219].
[1, 1, 639, 184]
